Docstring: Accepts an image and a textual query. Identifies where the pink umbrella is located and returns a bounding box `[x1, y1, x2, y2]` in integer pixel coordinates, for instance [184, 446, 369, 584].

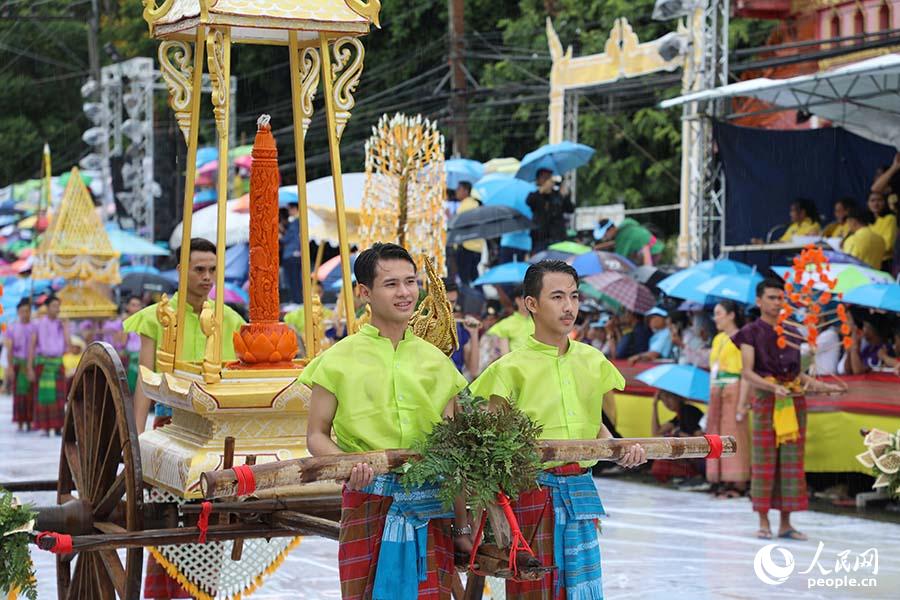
[234, 155, 253, 170]
[209, 285, 244, 304]
[197, 161, 218, 177]
[584, 271, 655, 314]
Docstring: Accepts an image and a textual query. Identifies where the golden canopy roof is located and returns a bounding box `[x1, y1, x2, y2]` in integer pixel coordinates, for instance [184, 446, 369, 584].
[144, 0, 380, 43]
[32, 167, 120, 284]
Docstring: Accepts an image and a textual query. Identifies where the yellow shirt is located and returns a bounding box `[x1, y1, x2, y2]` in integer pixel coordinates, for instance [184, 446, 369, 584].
[871, 214, 897, 259]
[298, 323, 468, 453]
[283, 305, 335, 336]
[822, 221, 849, 239]
[779, 218, 821, 242]
[470, 336, 625, 466]
[123, 293, 246, 364]
[709, 332, 742, 376]
[486, 312, 534, 352]
[842, 226, 886, 269]
[457, 196, 485, 254]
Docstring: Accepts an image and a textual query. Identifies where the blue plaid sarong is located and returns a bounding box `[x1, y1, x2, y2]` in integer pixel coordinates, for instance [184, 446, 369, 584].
[538, 470, 606, 600]
[362, 474, 453, 600]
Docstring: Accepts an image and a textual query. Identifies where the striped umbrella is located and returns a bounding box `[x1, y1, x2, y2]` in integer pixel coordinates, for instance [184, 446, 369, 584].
[583, 271, 655, 314]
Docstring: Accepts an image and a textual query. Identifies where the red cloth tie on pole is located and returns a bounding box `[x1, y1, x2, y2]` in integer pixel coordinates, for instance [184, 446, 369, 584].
[704, 434, 723, 459]
[35, 531, 73, 554]
[495, 492, 535, 576]
[196, 501, 213, 543]
[233, 464, 256, 497]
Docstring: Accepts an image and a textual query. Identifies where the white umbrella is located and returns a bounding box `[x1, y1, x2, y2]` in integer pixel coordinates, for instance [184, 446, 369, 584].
[169, 199, 250, 249]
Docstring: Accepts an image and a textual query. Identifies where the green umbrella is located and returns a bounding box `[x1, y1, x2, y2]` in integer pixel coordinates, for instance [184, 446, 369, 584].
[578, 281, 622, 311]
[58, 171, 93, 188]
[833, 266, 893, 294]
[549, 241, 592, 255]
[228, 145, 253, 159]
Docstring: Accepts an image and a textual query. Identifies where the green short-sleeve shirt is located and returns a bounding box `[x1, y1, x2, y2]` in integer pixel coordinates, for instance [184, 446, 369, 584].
[123, 293, 246, 364]
[299, 323, 468, 453]
[470, 336, 625, 464]
[485, 312, 534, 352]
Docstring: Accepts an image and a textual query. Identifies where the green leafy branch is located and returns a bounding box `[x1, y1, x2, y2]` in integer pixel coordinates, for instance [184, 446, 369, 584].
[0, 489, 37, 600]
[400, 389, 543, 512]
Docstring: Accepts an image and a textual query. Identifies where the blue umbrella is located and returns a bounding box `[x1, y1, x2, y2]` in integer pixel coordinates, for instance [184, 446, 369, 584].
[636, 364, 710, 403]
[473, 262, 530, 286]
[278, 186, 299, 207]
[120, 265, 161, 276]
[446, 159, 484, 190]
[196, 146, 218, 168]
[571, 251, 636, 277]
[322, 254, 358, 292]
[515, 141, 595, 181]
[842, 283, 900, 312]
[224, 242, 249, 284]
[693, 272, 764, 305]
[657, 259, 753, 300]
[475, 174, 535, 251]
[106, 227, 169, 256]
[528, 249, 576, 263]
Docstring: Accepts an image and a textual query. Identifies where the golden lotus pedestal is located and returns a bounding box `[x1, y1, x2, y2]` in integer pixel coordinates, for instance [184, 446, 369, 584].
[138, 365, 336, 500]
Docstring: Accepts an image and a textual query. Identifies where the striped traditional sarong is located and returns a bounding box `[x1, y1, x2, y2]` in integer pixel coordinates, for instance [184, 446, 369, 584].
[124, 349, 140, 393]
[338, 474, 455, 600]
[706, 376, 751, 484]
[11, 357, 33, 425]
[33, 356, 65, 431]
[751, 389, 808, 513]
[507, 464, 605, 600]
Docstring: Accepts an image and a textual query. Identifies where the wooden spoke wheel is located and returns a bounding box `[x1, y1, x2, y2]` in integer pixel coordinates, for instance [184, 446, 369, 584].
[56, 342, 144, 600]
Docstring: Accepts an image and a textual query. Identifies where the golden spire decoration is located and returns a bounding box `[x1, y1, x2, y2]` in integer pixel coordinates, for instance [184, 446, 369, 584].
[409, 258, 458, 356]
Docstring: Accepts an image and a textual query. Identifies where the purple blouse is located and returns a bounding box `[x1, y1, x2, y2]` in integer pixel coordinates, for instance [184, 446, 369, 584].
[34, 317, 67, 358]
[731, 318, 801, 381]
[5, 321, 35, 359]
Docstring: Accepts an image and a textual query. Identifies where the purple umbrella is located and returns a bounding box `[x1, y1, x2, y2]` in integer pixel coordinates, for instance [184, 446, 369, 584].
[583, 271, 655, 314]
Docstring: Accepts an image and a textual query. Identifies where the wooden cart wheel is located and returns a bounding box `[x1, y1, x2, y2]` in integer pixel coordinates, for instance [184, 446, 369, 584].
[56, 342, 144, 600]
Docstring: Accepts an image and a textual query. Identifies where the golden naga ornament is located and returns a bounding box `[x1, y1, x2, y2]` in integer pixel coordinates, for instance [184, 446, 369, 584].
[409, 257, 458, 356]
[360, 113, 447, 275]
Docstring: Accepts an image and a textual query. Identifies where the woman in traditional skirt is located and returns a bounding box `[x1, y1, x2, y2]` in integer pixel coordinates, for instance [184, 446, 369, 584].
[100, 295, 144, 393]
[27, 295, 70, 435]
[707, 300, 751, 498]
[4, 299, 35, 431]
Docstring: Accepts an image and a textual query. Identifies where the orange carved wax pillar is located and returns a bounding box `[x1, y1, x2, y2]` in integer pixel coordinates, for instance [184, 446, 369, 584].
[233, 115, 299, 366]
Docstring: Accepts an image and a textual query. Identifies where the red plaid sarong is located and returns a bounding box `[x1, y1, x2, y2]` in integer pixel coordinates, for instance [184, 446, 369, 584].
[706, 380, 751, 484]
[32, 361, 65, 431]
[506, 463, 588, 600]
[751, 390, 808, 513]
[10, 360, 33, 425]
[338, 486, 455, 599]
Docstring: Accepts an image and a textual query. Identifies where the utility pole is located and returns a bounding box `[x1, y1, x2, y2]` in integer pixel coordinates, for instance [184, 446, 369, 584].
[87, 0, 102, 92]
[448, 0, 468, 157]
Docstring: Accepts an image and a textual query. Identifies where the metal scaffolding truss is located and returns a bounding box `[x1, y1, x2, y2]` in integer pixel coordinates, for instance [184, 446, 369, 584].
[678, 0, 730, 264]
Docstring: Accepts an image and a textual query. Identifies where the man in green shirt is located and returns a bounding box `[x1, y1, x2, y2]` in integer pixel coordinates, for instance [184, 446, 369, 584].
[470, 260, 646, 599]
[124, 238, 246, 433]
[594, 217, 663, 266]
[301, 243, 470, 600]
[486, 285, 534, 355]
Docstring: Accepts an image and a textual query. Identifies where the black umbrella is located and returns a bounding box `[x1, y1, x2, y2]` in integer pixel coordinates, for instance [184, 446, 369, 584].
[120, 272, 178, 297]
[632, 265, 671, 289]
[446, 205, 534, 245]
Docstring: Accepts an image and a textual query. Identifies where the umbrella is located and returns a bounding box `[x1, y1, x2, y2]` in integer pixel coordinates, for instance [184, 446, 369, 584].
[196, 146, 218, 168]
[577, 282, 622, 310]
[446, 205, 533, 245]
[693, 272, 764, 305]
[224, 242, 249, 283]
[583, 271, 655, 314]
[169, 199, 251, 249]
[473, 174, 535, 217]
[445, 159, 484, 189]
[633, 265, 670, 288]
[636, 364, 710, 403]
[657, 259, 753, 299]
[841, 283, 900, 312]
[547, 241, 592, 255]
[515, 141, 596, 181]
[483, 157, 520, 175]
[771, 264, 893, 294]
[210, 283, 248, 305]
[120, 265, 160, 276]
[528, 249, 577, 263]
[472, 262, 530, 286]
[318, 253, 358, 293]
[120, 272, 177, 297]
[570, 251, 635, 277]
[106, 228, 169, 256]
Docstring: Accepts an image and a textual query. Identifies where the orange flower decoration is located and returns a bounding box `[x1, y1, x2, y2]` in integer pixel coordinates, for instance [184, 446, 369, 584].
[842, 336, 853, 349]
[785, 282, 794, 292]
[777, 337, 787, 349]
[775, 325, 784, 335]
[819, 292, 832, 305]
[840, 323, 850, 335]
